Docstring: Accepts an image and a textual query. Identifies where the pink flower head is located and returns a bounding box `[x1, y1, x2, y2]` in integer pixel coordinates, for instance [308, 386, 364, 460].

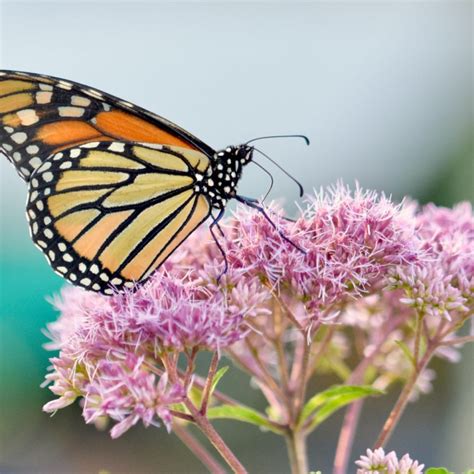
[43, 268, 269, 435]
[220, 183, 421, 320]
[82, 354, 185, 437]
[390, 201, 474, 320]
[41, 182, 473, 443]
[46, 270, 267, 359]
[356, 448, 424, 474]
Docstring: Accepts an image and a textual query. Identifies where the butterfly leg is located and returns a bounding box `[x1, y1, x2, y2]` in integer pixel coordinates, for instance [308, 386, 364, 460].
[209, 208, 229, 281]
[235, 195, 306, 253]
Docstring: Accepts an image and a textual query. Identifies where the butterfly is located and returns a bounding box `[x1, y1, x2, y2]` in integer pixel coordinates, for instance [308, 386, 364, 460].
[0, 70, 306, 295]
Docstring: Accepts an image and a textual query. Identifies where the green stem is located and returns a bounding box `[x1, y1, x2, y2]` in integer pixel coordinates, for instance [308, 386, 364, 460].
[285, 430, 308, 474]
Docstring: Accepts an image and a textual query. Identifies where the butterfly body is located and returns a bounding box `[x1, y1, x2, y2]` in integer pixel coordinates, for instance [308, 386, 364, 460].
[0, 70, 256, 294]
[203, 145, 254, 209]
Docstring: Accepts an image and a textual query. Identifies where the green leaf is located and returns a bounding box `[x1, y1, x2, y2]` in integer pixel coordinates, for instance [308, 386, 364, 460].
[395, 340, 416, 367]
[426, 468, 454, 474]
[188, 384, 203, 406]
[299, 385, 383, 431]
[209, 366, 229, 398]
[207, 404, 284, 434]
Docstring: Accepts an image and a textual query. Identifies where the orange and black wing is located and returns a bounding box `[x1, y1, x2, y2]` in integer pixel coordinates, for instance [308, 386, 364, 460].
[0, 70, 215, 180]
[0, 70, 216, 294]
[27, 141, 211, 294]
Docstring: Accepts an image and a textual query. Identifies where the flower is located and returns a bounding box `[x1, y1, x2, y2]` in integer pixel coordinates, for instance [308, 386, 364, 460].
[82, 354, 186, 438]
[41, 182, 474, 442]
[43, 269, 269, 436]
[356, 448, 424, 474]
[47, 271, 267, 357]
[219, 183, 422, 323]
[390, 202, 474, 320]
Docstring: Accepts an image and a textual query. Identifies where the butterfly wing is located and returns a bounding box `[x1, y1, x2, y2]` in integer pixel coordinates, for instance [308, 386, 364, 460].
[0, 70, 215, 181]
[0, 70, 217, 293]
[28, 141, 211, 294]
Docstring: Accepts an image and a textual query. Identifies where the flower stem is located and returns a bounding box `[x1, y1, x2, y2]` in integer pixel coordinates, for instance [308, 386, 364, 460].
[332, 313, 407, 474]
[173, 424, 227, 474]
[285, 430, 308, 474]
[332, 400, 363, 474]
[439, 335, 474, 346]
[201, 352, 220, 414]
[185, 398, 248, 474]
[293, 339, 311, 420]
[372, 344, 436, 448]
[413, 312, 423, 364]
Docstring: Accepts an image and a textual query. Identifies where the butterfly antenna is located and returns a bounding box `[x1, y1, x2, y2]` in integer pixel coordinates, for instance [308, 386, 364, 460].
[245, 134, 310, 146]
[251, 160, 274, 202]
[252, 146, 304, 197]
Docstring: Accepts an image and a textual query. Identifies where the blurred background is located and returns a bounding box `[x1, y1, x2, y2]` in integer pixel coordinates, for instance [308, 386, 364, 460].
[0, 1, 472, 472]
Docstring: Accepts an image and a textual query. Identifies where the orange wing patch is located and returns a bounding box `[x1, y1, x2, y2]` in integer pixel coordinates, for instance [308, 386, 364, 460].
[121, 197, 197, 280]
[55, 209, 101, 241]
[142, 195, 211, 279]
[0, 93, 34, 114]
[73, 210, 134, 260]
[99, 190, 194, 273]
[95, 110, 196, 150]
[36, 120, 103, 146]
[0, 79, 36, 96]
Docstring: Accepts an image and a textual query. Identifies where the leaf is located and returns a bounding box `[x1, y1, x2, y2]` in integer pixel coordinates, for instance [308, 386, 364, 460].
[188, 385, 203, 407]
[395, 340, 416, 367]
[209, 366, 229, 398]
[207, 404, 284, 434]
[299, 385, 383, 431]
[426, 468, 454, 474]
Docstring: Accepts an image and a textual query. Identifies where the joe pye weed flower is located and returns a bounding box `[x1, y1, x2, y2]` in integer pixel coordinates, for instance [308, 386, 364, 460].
[43, 183, 473, 474]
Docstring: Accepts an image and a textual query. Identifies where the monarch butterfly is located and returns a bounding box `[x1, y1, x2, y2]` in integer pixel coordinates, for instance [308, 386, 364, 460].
[0, 70, 306, 295]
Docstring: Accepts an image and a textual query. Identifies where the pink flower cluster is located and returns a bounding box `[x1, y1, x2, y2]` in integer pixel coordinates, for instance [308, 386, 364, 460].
[42, 183, 473, 438]
[43, 271, 269, 436]
[83, 355, 186, 438]
[356, 448, 424, 474]
[390, 202, 473, 320]
[210, 184, 422, 321]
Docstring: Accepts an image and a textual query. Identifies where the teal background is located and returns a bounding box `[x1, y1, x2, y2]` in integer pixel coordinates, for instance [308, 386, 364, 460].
[0, 1, 472, 472]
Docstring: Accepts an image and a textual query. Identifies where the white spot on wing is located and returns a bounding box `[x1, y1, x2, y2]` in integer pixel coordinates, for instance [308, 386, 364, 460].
[36, 91, 52, 104]
[71, 96, 91, 107]
[108, 142, 125, 153]
[58, 106, 84, 118]
[17, 109, 39, 126]
[42, 172, 53, 182]
[11, 132, 27, 144]
[26, 145, 39, 154]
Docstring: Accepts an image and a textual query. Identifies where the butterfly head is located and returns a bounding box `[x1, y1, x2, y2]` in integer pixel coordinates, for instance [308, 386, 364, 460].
[199, 145, 254, 209]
